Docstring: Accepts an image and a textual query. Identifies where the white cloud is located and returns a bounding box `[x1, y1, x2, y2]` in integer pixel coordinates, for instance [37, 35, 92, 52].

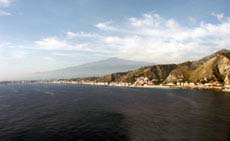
[66, 31, 100, 39]
[95, 21, 116, 31]
[34, 36, 109, 53]
[52, 52, 73, 56]
[66, 31, 77, 38]
[211, 12, 224, 22]
[0, 0, 13, 7]
[165, 18, 181, 29]
[34, 12, 230, 64]
[0, 9, 10, 15]
[43, 57, 55, 61]
[95, 12, 230, 63]
[35, 37, 68, 49]
[188, 17, 197, 24]
[0, 0, 14, 16]
[103, 36, 123, 44]
[129, 13, 162, 27]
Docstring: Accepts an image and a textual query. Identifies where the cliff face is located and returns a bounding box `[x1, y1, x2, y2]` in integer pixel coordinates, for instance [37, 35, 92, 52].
[90, 49, 230, 85]
[165, 49, 230, 84]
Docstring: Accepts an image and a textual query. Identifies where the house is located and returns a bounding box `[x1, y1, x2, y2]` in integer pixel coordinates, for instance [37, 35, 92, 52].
[135, 77, 149, 86]
[165, 82, 175, 86]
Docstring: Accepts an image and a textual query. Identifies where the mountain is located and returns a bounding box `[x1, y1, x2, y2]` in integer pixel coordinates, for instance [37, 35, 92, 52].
[94, 49, 230, 85]
[30, 57, 153, 80]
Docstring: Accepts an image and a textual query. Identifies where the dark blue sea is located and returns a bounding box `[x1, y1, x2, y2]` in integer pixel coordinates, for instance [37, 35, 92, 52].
[0, 83, 229, 141]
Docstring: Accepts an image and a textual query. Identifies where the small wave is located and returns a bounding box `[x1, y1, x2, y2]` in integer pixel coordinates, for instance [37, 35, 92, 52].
[44, 91, 55, 95]
[167, 92, 199, 108]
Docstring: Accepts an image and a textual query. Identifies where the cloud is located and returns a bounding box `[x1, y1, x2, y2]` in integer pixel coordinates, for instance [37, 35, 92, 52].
[52, 52, 74, 57]
[211, 12, 224, 22]
[103, 36, 123, 44]
[95, 21, 117, 31]
[34, 36, 110, 54]
[34, 12, 230, 64]
[129, 13, 162, 27]
[0, 42, 27, 62]
[188, 17, 197, 24]
[66, 31, 100, 39]
[0, 0, 13, 7]
[0, 0, 14, 16]
[95, 12, 230, 63]
[0, 9, 10, 15]
[66, 31, 77, 38]
[43, 56, 55, 61]
[35, 37, 68, 49]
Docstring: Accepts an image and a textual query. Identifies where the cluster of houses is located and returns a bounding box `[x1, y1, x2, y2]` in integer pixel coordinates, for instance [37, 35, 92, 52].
[133, 76, 230, 91]
[134, 77, 160, 86]
[224, 85, 230, 92]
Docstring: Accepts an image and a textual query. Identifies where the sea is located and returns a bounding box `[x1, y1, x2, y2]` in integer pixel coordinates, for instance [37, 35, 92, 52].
[0, 83, 229, 141]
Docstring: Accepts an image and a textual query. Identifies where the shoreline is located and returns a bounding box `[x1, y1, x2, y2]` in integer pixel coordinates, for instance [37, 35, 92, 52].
[1, 81, 230, 92]
[46, 81, 230, 92]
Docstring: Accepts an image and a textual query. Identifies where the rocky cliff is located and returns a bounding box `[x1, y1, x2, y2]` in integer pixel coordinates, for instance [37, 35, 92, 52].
[93, 49, 230, 85]
[165, 49, 230, 85]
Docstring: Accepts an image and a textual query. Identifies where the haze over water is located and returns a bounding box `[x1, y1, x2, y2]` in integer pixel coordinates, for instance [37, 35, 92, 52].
[0, 84, 229, 140]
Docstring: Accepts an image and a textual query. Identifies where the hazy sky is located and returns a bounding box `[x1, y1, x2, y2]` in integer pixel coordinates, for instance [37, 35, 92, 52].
[0, 0, 230, 80]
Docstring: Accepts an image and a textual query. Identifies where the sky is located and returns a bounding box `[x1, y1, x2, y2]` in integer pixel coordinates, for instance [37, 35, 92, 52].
[0, 0, 230, 80]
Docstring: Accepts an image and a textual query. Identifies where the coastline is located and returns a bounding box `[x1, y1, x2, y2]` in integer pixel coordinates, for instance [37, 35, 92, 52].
[1, 80, 230, 92]
[46, 81, 230, 92]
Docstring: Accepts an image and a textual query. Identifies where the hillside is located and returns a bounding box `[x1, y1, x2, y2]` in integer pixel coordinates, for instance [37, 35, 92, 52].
[165, 49, 230, 85]
[97, 64, 177, 84]
[92, 49, 230, 85]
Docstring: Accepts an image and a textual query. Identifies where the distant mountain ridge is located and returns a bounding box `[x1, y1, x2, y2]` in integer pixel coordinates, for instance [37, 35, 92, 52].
[94, 49, 230, 85]
[31, 57, 153, 80]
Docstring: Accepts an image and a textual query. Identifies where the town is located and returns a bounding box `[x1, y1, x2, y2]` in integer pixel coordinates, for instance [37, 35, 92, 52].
[20, 76, 229, 92]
